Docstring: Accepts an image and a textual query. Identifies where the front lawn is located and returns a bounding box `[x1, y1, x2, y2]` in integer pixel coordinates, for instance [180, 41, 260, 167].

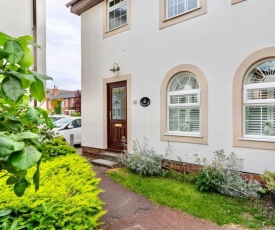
[107, 168, 274, 229]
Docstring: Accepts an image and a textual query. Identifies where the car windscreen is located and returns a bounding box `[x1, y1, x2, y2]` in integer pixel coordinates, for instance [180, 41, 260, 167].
[54, 118, 72, 128]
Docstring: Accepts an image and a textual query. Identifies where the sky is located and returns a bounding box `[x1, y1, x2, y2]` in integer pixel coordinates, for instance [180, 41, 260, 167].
[46, 0, 81, 91]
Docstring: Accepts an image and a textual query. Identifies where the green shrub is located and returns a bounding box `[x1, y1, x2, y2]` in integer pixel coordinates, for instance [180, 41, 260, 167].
[194, 150, 260, 199]
[41, 137, 77, 158]
[195, 168, 224, 192]
[121, 138, 165, 176]
[0, 154, 105, 229]
[70, 112, 81, 117]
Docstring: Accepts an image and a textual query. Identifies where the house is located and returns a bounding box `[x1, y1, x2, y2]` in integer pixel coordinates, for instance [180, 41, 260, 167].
[67, 0, 275, 174]
[46, 86, 79, 115]
[0, 0, 46, 107]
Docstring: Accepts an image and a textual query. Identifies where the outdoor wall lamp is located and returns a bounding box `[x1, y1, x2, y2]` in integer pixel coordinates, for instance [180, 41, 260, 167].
[110, 63, 120, 73]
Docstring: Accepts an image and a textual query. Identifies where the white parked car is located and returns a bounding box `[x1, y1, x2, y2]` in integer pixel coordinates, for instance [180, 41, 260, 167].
[49, 115, 71, 122]
[53, 117, 81, 145]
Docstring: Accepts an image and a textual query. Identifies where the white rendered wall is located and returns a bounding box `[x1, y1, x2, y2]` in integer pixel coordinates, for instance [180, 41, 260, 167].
[81, 0, 275, 174]
[0, 0, 46, 76]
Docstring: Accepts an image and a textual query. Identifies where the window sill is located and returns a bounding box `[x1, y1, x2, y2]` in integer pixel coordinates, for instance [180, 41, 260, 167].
[104, 23, 130, 38]
[164, 133, 202, 138]
[239, 137, 275, 143]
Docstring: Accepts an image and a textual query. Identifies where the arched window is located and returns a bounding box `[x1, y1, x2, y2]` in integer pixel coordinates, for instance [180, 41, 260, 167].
[168, 72, 200, 134]
[244, 60, 275, 138]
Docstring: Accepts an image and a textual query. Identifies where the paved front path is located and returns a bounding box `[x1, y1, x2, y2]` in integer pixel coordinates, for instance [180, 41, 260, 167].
[93, 165, 247, 230]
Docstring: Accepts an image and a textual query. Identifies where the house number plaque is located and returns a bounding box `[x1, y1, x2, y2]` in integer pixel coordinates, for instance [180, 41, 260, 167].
[140, 97, 151, 107]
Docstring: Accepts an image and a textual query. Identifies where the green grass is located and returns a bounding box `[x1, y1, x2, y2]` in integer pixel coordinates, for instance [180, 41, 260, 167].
[107, 168, 274, 229]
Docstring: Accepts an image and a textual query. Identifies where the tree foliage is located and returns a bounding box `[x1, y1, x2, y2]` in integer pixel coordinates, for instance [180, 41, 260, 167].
[74, 90, 81, 113]
[0, 31, 52, 196]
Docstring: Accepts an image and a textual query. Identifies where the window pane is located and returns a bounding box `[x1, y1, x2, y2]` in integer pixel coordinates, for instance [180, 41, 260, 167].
[188, 0, 198, 10]
[170, 94, 198, 104]
[115, 18, 121, 28]
[246, 60, 275, 84]
[115, 8, 121, 18]
[169, 108, 200, 132]
[112, 87, 126, 120]
[247, 88, 275, 100]
[167, 0, 198, 18]
[169, 72, 199, 92]
[121, 15, 127, 26]
[245, 106, 275, 136]
[109, 0, 114, 7]
[121, 4, 127, 15]
[109, 20, 115, 30]
[109, 11, 115, 21]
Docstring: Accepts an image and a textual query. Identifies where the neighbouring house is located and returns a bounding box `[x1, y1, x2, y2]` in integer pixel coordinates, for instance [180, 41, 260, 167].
[0, 0, 46, 107]
[46, 86, 79, 115]
[67, 0, 275, 174]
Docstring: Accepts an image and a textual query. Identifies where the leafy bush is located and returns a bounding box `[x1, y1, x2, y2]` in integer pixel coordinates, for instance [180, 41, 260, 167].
[70, 111, 81, 117]
[0, 154, 105, 229]
[195, 168, 224, 192]
[194, 150, 260, 199]
[121, 138, 165, 176]
[41, 137, 77, 158]
[261, 170, 275, 191]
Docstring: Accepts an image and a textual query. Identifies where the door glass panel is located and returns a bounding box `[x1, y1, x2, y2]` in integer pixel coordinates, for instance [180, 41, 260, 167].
[112, 86, 126, 119]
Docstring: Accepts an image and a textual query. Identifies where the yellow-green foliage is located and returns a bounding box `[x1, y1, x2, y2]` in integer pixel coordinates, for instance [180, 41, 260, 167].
[0, 154, 106, 229]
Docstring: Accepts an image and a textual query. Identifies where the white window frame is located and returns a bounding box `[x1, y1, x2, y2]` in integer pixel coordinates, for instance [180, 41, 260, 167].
[167, 75, 201, 136]
[166, 0, 200, 20]
[243, 62, 275, 140]
[107, 0, 127, 31]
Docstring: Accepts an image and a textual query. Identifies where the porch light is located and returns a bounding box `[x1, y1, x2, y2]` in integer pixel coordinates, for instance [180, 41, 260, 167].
[110, 63, 120, 73]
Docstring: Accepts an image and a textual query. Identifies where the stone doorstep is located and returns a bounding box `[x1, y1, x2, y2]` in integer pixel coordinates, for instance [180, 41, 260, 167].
[90, 159, 120, 168]
[101, 152, 121, 162]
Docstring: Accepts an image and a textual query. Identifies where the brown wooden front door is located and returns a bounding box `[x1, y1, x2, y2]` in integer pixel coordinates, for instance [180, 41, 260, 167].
[107, 81, 127, 151]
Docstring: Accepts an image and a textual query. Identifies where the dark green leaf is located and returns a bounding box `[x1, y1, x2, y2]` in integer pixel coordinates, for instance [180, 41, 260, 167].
[14, 132, 39, 141]
[0, 215, 10, 222]
[6, 175, 20, 185]
[4, 40, 24, 64]
[26, 107, 40, 122]
[6, 164, 27, 177]
[30, 77, 45, 102]
[0, 136, 15, 157]
[31, 71, 53, 81]
[0, 48, 9, 60]
[0, 210, 11, 217]
[5, 121, 21, 132]
[10, 146, 42, 170]
[0, 32, 11, 46]
[2, 76, 24, 102]
[14, 178, 30, 197]
[33, 161, 40, 191]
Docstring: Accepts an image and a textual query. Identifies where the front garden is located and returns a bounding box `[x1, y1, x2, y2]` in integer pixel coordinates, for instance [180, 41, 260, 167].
[114, 138, 275, 229]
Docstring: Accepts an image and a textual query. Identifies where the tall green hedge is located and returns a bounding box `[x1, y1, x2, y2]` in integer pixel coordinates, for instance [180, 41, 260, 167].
[0, 154, 105, 229]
